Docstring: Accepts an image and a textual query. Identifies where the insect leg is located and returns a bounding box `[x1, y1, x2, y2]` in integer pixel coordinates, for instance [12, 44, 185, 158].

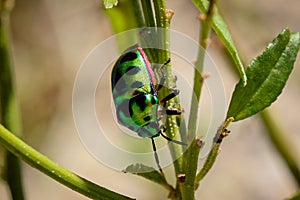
[160, 132, 187, 146]
[157, 106, 181, 117]
[156, 59, 171, 92]
[159, 89, 179, 104]
[156, 74, 166, 92]
[151, 137, 164, 174]
[165, 109, 181, 115]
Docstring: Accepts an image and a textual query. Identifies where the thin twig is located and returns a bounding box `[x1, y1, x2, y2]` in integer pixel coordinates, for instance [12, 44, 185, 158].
[182, 0, 217, 199]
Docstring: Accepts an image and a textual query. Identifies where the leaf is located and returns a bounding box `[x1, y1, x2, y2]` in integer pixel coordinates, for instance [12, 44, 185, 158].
[123, 164, 172, 189]
[192, 0, 247, 85]
[103, 0, 118, 9]
[227, 29, 300, 121]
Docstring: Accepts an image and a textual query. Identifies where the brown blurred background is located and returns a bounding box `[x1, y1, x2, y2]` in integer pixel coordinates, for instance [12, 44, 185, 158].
[0, 0, 300, 199]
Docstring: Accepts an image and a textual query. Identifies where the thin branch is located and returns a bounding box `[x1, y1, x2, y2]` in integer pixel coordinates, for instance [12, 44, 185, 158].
[0, 0, 25, 198]
[0, 124, 134, 200]
[181, 1, 217, 200]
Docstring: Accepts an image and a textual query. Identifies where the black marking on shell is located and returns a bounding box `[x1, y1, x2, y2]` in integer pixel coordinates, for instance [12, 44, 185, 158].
[143, 116, 152, 122]
[117, 100, 131, 118]
[125, 66, 141, 75]
[134, 95, 147, 112]
[130, 81, 144, 89]
[120, 52, 138, 63]
[113, 78, 126, 93]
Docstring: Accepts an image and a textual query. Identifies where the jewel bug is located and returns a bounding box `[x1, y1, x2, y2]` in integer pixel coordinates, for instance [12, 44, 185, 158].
[111, 44, 186, 173]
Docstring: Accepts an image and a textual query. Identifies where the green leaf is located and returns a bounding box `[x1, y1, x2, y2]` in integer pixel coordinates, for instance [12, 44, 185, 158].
[227, 29, 300, 121]
[123, 164, 172, 190]
[103, 0, 118, 9]
[192, 0, 247, 85]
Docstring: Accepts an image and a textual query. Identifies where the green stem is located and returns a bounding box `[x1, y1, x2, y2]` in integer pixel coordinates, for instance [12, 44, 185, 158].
[182, 1, 216, 199]
[195, 142, 220, 184]
[163, 8, 185, 199]
[102, 1, 181, 196]
[141, 0, 155, 27]
[195, 118, 233, 185]
[260, 110, 300, 186]
[181, 140, 201, 200]
[0, 1, 25, 199]
[187, 0, 214, 141]
[153, 0, 166, 28]
[0, 124, 134, 200]
[152, 0, 167, 57]
[141, 2, 184, 197]
[150, 0, 184, 192]
[131, 0, 145, 28]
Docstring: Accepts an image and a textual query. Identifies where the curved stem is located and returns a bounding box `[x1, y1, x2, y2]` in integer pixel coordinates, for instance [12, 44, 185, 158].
[0, 125, 134, 200]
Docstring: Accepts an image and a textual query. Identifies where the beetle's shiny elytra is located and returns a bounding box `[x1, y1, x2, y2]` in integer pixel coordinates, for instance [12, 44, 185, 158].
[111, 44, 186, 173]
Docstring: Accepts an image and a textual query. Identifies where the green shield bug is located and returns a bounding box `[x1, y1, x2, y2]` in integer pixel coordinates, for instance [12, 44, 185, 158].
[111, 44, 186, 173]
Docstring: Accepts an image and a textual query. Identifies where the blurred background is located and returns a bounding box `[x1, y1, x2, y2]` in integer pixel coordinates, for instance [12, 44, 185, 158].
[1, 0, 300, 199]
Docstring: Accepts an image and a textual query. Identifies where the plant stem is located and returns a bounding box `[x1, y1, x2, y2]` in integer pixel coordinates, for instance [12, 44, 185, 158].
[142, 2, 185, 197]
[195, 118, 233, 185]
[182, 0, 216, 199]
[260, 110, 300, 186]
[180, 139, 201, 200]
[0, 124, 134, 200]
[0, 1, 25, 199]
[151, 0, 185, 194]
[106, 1, 183, 196]
[187, 0, 215, 141]
[163, 9, 187, 200]
[195, 142, 220, 183]
[140, 0, 155, 27]
[153, 0, 167, 57]
[131, 0, 145, 28]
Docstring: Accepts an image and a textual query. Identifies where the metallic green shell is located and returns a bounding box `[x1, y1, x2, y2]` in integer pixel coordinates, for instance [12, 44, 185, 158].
[111, 45, 160, 138]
